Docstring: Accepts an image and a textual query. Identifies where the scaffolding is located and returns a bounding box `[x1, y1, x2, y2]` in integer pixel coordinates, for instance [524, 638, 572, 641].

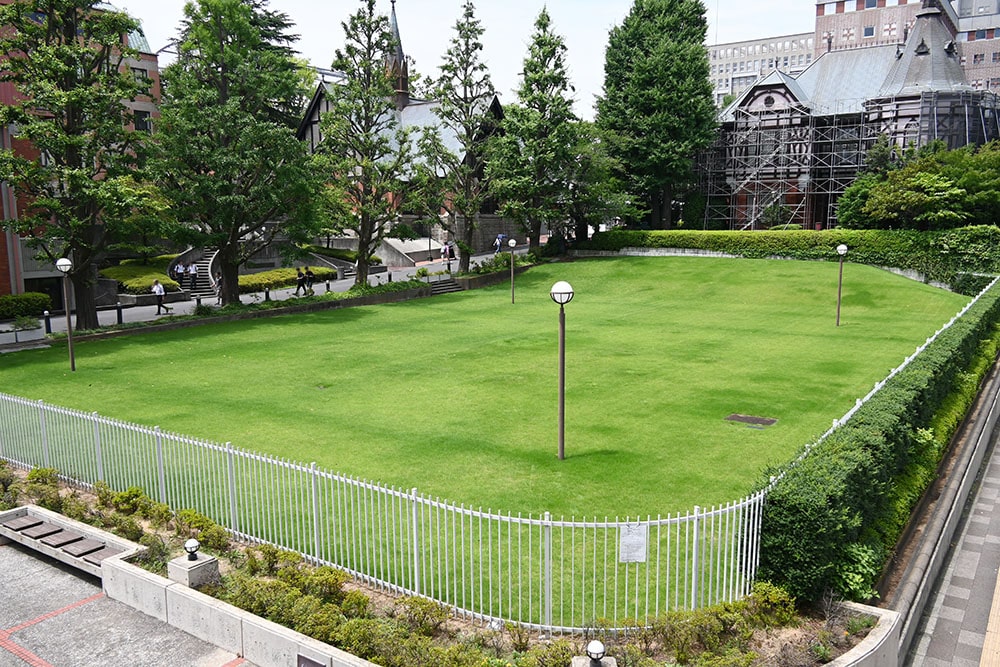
[699, 90, 1000, 230]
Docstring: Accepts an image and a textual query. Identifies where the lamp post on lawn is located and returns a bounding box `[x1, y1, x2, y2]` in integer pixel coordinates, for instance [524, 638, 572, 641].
[550, 281, 574, 460]
[508, 237, 517, 304]
[836, 244, 848, 327]
[55, 257, 75, 372]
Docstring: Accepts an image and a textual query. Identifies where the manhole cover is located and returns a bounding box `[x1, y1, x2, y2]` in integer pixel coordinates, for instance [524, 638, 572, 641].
[725, 413, 778, 427]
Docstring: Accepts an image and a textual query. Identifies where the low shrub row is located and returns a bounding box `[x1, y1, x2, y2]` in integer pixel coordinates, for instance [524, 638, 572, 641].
[0, 292, 51, 319]
[237, 266, 337, 293]
[101, 255, 179, 295]
[578, 226, 1000, 294]
[758, 280, 1000, 602]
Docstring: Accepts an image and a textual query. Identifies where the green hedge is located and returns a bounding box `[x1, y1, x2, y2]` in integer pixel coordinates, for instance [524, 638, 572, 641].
[0, 292, 52, 319]
[757, 280, 1000, 602]
[579, 227, 1000, 294]
[237, 266, 338, 293]
[101, 255, 179, 295]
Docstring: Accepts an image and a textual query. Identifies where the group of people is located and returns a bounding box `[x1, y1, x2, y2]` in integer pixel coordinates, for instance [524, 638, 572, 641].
[294, 266, 316, 296]
[171, 261, 200, 291]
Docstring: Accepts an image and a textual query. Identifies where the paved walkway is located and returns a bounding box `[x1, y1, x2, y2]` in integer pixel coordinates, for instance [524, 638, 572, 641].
[0, 541, 250, 667]
[907, 424, 1000, 665]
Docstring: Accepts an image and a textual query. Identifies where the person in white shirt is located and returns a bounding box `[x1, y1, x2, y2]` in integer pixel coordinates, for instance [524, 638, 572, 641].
[188, 263, 199, 292]
[151, 279, 170, 314]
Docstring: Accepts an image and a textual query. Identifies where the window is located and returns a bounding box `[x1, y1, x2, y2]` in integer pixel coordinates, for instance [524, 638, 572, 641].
[991, 78, 1000, 89]
[134, 110, 152, 133]
[993, 52, 1000, 63]
[974, 53, 986, 64]
[976, 29, 987, 40]
[863, 25, 875, 38]
[865, 0, 877, 7]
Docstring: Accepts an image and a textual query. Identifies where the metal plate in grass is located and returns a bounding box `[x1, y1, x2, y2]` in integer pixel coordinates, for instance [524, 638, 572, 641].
[725, 413, 778, 428]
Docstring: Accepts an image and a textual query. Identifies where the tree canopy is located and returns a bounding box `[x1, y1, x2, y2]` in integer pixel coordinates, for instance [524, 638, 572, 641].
[596, 0, 717, 229]
[153, 0, 319, 305]
[0, 0, 158, 329]
[486, 9, 578, 252]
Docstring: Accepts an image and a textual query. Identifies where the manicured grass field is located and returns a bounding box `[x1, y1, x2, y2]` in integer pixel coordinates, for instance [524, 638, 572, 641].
[0, 257, 969, 516]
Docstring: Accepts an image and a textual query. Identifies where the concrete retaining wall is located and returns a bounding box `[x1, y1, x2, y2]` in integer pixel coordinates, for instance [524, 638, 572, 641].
[102, 557, 375, 667]
[831, 603, 902, 667]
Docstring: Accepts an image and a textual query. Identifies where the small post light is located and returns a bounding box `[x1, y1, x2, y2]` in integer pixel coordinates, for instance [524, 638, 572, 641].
[184, 538, 200, 561]
[55, 257, 75, 372]
[508, 237, 517, 304]
[586, 640, 606, 664]
[836, 244, 848, 327]
[550, 281, 574, 460]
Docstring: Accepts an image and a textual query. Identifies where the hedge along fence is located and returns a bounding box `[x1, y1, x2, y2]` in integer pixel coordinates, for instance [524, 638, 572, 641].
[757, 278, 1000, 603]
[578, 226, 1000, 294]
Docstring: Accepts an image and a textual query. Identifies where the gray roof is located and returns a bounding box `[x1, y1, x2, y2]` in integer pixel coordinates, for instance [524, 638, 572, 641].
[876, 5, 971, 96]
[720, 1, 970, 122]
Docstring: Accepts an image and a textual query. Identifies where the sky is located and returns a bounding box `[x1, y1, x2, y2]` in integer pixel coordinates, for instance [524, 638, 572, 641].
[122, 0, 816, 119]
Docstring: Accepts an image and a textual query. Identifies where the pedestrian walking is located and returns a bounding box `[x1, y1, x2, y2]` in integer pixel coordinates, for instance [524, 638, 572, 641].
[441, 242, 449, 262]
[294, 268, 305, 296]
[151, 279, 170, 315]
[213, 272, 223, 305]
[187, 262, 199, 292]
[493, 234, 502, 255]
[175, 262, 186, 290]
[304, 267, 315, 295]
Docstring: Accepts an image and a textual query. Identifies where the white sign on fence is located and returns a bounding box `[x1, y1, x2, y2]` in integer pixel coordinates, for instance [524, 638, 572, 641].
[619, 522, 648, 563]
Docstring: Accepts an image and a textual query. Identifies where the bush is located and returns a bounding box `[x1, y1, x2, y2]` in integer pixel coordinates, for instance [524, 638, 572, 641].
[101, 256, 179, 295]
[24, 467, 61, 512]
[758, 280, 1000, 602]
[237, 266, 337, 294]
[0, 292, 51, 319]
[394, 596, 450, 636]
[112, 486, 149, 515]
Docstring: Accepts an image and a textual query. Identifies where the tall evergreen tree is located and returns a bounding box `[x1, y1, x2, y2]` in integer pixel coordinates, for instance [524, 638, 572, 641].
[319, 0, 413, 286]
[418, 0, 497, 273]
[0, 0, 156, 329]
[153, 0, 319, 306]
[596, 0, 717, 229]
[487, 9, 577, 252]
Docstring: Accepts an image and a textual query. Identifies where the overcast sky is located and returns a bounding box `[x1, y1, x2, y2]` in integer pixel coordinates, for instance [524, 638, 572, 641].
[121, 0, 815, 119]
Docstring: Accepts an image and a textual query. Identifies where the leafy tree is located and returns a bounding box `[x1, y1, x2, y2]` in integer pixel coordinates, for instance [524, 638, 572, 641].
[563, 121, 636, 244]
[153, 0, 319, 305]
[0, 0, 158, 329]
[596, 0, 717, 229]
[417, 0, 497, 273]
[318, 0, 413, 286]
[486, 9, 577, 252]
[863, 168, 967, 230]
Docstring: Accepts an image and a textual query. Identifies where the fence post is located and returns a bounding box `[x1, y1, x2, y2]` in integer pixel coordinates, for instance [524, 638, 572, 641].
[310, 462, 321, 561]
[92, 412, 103, 482]
[226, 443, 238, 534]
[691, 506, 701, 609]
[411, 487, 420, 595]
[38, 400, 49, 469]
[544, 511, 553, 631]
[155, 426, 167, 504]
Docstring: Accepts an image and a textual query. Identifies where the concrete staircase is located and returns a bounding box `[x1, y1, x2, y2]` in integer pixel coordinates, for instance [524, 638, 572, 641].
[430, 278, 462, 295]
[187, 249, 217, 299]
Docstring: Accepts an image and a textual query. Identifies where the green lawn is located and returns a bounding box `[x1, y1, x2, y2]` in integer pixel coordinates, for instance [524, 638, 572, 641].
[0, 257, 969, 516]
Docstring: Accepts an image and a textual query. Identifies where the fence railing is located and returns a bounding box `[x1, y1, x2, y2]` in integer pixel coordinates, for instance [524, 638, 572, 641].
[0, 392, 763, 632]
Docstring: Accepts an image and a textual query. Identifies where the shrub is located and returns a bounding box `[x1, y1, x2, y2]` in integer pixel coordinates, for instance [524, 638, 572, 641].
[111, 486, 149, 515]
[24, 467, 61, 512]
[394, 595, 450, 636]
[12, 315, 41, 331]
[108, 512, 144, 541]
[93, 480, 115, 508]
[0, 292, 51, 319]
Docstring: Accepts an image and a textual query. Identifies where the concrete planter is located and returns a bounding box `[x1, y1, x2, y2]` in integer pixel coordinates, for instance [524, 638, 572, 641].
[454, 265, 530, 291]
[0, 324, 44, 345]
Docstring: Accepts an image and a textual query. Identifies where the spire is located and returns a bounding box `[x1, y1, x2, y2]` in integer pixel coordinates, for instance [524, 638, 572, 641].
[387, 0, 409, 109]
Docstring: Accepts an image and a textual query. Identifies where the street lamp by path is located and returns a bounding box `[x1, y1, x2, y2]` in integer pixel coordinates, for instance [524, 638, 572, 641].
[55, 257, 75, 372]
[508, 237, 517, 304]
[836, 244, 848, 327]
[550, 281, 574, 460]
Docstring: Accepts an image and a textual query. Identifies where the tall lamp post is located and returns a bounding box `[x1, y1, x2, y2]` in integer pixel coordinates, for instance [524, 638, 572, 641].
[508, 237, 517, 304]
[55, 257, 75, 371]
[836, 244, 848, 327]
[550, 281, 574, 460]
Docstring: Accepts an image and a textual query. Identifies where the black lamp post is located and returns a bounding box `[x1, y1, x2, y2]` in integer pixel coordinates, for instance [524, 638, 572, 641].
[55, 257, 75, 372]
[550, 281, 574, 460]
[836, 244, 848, 327]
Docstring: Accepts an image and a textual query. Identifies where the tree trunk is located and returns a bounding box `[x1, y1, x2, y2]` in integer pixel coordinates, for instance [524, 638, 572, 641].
[459, 212, 475, 274]
[662, 185, 674, 230]
[71, 267, 99, 331]
[354, 215, 374, 287]
[528, 219, 542, 253]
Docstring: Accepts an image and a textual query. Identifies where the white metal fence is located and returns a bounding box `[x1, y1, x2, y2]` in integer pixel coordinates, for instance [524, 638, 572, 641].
[0, 392, 763, 632]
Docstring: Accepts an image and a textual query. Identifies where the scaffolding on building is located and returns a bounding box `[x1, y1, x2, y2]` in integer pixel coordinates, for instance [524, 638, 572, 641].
[698, 90, 1000, 230]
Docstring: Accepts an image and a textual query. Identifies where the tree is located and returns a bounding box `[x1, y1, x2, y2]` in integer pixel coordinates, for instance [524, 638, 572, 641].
[0, 0, 156, 330]
[417, 0, 497, 273]
[153, 0, 319, 306]
[596, 0, 717, 229]
[563, 121, 636, 243]
[486, 9, 577, 252]
[318, 0, 413, 286]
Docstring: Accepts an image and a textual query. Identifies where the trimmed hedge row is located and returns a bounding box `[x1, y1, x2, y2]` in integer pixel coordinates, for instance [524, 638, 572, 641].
[757, 280, 1000, 602]
[0, 292, 52, 319]
[101, 255, 179, 295]
[579, 226, 1000, 294]
[238, 266, 337, 293]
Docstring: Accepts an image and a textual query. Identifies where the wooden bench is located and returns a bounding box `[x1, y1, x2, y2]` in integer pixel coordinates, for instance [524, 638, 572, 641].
[0, 506, 140, 578]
